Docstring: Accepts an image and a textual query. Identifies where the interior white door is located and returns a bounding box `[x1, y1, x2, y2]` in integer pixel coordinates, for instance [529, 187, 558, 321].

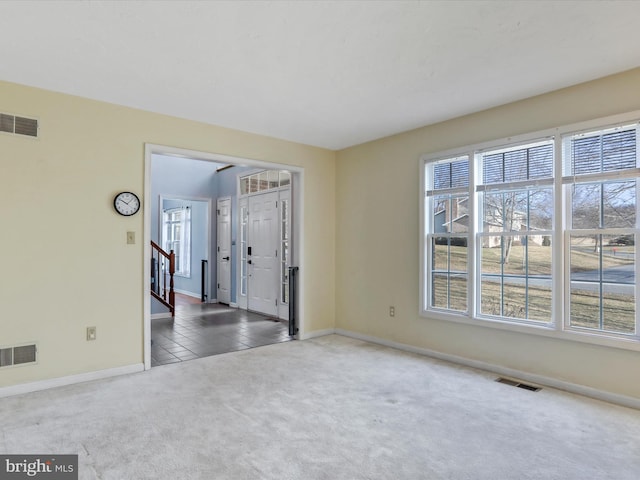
[217, 197, 231, 304]
[248, 191, 279, 316]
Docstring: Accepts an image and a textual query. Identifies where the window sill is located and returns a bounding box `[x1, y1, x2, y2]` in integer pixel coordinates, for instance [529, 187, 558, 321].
[419, 308, 640, 352]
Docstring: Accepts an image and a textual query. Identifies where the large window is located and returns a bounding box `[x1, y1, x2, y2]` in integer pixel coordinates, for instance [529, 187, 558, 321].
[422, 117, 640, 346]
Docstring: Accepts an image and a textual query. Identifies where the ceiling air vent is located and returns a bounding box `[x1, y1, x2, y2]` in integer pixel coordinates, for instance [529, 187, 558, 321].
[0, 112, 38, 137]
[0, 344, 37, 368]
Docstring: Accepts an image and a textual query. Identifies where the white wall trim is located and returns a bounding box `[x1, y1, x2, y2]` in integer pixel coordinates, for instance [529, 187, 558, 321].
[229, 302, 239, 308]
[145, 143, 306, 372]
[173, 288, 200, 298]
[335, 329, 640, 411]
[151, 312, 172, 320]
[0, 363, 144, 399]
[300, 328, 336, 340]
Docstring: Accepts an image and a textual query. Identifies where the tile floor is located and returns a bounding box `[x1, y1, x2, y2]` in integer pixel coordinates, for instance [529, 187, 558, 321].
[151, 298, 292, 366]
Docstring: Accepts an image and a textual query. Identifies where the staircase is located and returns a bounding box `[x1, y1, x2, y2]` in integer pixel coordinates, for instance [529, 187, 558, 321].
[150, 241, 176, 317]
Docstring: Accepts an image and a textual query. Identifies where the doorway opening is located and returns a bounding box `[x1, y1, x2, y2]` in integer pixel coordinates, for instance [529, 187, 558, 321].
[144, 145, 304, 369]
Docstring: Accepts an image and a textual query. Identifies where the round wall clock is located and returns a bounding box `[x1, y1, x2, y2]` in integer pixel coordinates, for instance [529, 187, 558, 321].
[113, 191, 140, 216]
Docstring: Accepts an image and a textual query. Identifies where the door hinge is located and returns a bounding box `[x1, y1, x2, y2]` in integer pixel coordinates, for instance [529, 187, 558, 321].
[217, 246, 220, 252]
[276, 201, 278, 208]
[217, 209, 220, 215]
[275, 299, 278, 306]
[275, 250, 277, 257]
[217, 283, 220, 288]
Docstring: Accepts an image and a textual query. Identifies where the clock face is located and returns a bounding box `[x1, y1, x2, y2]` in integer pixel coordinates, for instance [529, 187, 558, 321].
[114, 192, 140, 216]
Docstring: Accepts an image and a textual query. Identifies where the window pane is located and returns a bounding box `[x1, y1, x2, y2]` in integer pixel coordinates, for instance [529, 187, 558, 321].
[603, 180, 636, 228]
[433, 195, 469, 233]
[573, 180, 637, 229]
[569, 235, 635, 334]
[432, 239, 449, 272]
[571, 128, 636, 175]
[431, 273, 449, 309]
[258, 171, 268, 191]
[480, 235, 551, 322]
[250, 175, 259, 193]
[483, 142, 553, 185]
[433, 158, 469, 190]
[572, 183, 601, 229]
[279, 171, 291, 186]
[449, 274, 468, 311]
[529, 189, 553, 230]
[430, 237, 467, 311]
[240, 177, 249, 195]
[431, 274, 468, 311]
[268, 170, 279, 189]
[482, 189, 552, 233]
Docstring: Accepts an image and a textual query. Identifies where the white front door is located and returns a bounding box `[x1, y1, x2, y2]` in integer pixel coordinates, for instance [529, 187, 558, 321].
[217, 197, 231, 304]
[248, 191, 278, 316]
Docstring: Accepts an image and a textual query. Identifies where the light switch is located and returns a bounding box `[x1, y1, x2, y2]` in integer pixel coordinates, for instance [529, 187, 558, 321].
[127, 231, 135, 244]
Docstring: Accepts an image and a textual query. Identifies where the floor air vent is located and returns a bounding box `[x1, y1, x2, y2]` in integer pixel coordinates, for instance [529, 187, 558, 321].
[0, 344, 37, 367]
[0, 113, 38, 137]
[496, 377, 541, 392]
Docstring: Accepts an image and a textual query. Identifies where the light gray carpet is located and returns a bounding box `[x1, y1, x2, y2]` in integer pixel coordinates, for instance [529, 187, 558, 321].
[1, 334, 639, 479]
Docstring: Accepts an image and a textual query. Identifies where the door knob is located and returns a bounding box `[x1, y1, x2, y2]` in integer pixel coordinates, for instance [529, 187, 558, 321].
[223, 256, 230, 261]
[247, 259, 252, 264]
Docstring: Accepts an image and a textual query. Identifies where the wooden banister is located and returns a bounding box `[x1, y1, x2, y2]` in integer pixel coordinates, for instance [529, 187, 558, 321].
[150, 241, 176, 317]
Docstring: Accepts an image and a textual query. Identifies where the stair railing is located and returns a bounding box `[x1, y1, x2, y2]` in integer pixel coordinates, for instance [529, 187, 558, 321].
[150, 240, 176, 317]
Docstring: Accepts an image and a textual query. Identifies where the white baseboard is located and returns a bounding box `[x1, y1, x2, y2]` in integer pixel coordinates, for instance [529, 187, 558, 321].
[229, 302, 239, 308]
[300, 328, 335, 340]
[151, 312, 172, 320]
[0, 363, 144, 399]
[174, 289, 200, 298]
[335, 329, 640, 411]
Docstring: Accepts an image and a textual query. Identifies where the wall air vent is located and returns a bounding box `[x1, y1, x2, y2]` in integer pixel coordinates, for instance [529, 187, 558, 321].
[0, 344, 37, 368]
[0, 112, 38, 137]
[496, 377, 541, 392]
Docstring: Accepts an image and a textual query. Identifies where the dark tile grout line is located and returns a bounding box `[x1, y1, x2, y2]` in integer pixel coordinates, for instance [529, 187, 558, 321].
[151, 303, 292, 367]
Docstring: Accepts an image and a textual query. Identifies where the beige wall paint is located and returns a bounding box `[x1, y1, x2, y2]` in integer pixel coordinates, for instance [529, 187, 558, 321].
[336, 67, 640, 400]
[0, 81, 335, 387]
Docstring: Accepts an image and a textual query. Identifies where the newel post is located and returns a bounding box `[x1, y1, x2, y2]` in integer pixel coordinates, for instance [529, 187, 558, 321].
[169, 250, 176, 317]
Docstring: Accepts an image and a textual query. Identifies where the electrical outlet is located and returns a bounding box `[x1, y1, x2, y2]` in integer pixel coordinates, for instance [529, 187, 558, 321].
[86, 326, 97, 341]
[126, 231, 135, 244]
[389, 306, 395, 317]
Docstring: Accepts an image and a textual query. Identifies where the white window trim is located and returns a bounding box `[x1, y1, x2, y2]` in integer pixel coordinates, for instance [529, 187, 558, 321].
[420, 109, 640, 352]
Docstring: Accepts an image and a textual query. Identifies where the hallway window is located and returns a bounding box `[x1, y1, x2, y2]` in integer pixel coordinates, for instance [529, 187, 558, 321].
[163, 207, 191, 277]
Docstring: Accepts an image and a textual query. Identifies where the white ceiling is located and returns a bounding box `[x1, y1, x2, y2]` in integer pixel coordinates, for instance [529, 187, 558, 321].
[1, 1, 640, 150]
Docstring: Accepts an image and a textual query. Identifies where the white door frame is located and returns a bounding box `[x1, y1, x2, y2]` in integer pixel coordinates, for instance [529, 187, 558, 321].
[216, 196, 232, 304]
[144, 144, 305, 370]
[158, 194, 212, 300]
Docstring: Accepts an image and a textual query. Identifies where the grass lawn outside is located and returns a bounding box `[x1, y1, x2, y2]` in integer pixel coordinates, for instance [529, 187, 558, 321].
[430, 243, 635, 334]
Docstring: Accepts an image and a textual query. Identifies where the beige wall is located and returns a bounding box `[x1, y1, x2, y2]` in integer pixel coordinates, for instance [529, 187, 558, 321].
[0, 81, 335, 387]
[336, 67, 640, 400]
